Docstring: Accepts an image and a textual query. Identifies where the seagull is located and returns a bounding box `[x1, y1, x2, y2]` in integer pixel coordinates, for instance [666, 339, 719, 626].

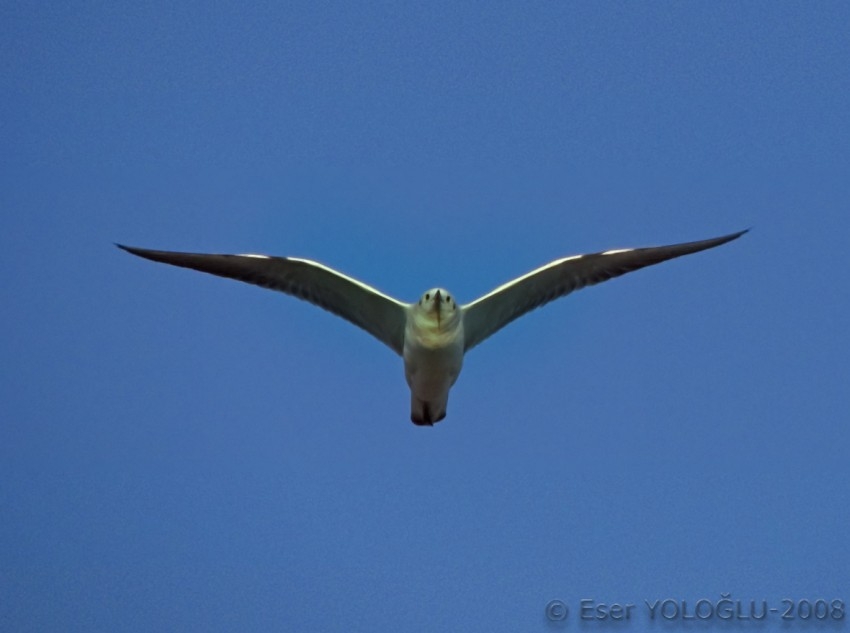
[118, 229, 746, 425]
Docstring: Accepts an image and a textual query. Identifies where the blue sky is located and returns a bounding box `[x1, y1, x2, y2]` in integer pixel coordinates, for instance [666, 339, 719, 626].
[2, 2, 848, 631]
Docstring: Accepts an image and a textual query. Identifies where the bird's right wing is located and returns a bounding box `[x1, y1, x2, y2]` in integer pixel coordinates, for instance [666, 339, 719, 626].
[461, 230, 747, 352]
[117, 245, 409, 356]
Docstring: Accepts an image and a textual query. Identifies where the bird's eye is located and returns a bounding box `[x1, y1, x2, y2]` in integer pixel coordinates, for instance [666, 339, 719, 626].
[446, 296, 451, 303]
[425, 293, 430, 300]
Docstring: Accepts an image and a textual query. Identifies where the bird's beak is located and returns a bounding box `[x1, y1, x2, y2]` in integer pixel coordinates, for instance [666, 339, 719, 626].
[433, 290, 442, 325]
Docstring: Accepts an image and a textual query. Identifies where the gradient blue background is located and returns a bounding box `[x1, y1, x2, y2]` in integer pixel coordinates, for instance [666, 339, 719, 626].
[3, 2, 848, 631]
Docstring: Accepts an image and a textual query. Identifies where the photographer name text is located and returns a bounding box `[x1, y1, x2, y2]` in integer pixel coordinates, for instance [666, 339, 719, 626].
[545, 595, 845, 623]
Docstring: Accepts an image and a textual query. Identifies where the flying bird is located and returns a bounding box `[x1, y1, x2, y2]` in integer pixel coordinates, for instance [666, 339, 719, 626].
[118, 229, 746, 425]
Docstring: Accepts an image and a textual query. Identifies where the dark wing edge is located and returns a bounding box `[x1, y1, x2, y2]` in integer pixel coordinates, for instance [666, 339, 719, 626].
[461, 229, 748, 352]
[116, 244, 409, 356]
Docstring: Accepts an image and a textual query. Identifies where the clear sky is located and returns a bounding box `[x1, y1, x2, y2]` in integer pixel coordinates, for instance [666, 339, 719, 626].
[2, 2, 848, 631]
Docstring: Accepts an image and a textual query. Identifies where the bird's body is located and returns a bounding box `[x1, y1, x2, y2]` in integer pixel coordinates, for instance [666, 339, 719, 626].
[403, 289, 465, 425]
[118, 229, 746, 425]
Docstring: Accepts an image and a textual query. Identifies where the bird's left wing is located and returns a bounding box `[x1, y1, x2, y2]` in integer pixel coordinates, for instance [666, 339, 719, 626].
[117, 245, 409, 356]
[461, 229, 747, 352]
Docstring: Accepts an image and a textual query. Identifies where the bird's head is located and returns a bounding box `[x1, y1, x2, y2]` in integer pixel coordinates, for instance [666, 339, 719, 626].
[414, 288, 460, 331]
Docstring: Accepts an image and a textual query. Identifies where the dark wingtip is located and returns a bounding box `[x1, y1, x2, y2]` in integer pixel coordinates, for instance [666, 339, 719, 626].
[713, 228, 749, 246]
[723, 228, 749, 240]
[115, 243, 149, 257]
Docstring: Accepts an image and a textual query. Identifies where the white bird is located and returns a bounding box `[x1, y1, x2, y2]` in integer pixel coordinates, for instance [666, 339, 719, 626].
[118, 229, 746, 425]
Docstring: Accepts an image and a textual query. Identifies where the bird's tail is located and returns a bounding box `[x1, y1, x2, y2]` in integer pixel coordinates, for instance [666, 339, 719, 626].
[410, 396, 447, 426]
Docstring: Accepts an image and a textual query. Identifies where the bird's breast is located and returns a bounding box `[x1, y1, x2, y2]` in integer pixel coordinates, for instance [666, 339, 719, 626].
[403, 319, 464, 393]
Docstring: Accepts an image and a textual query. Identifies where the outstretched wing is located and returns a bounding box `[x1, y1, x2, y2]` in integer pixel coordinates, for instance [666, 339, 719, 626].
[117, 245, 409, 356]
[461, 229, 747, 352]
